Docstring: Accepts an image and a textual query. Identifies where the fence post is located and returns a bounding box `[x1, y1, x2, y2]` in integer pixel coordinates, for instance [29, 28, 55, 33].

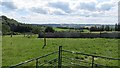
[36, 59, 38, 68]
[58, 46, 62, 68]
[42, 31, 46, 49]
[92, 56, 94, 68]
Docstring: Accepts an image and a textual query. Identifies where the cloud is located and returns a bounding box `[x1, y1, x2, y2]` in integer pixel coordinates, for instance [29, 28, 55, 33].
[0, 0, 118, 24]
[30, 7, 48, 14]
[50, 9, 67, 15]
[0, 2, 17, 10]
[48, 1, 71, 13]
[96, 0, 110, 2]
[29, 7, 67, 15]
[97, 2, 114, 11]
[77, 2, 96, 11]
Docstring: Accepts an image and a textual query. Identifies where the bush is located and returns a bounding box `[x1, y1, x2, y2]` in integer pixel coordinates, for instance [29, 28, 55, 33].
[45, 26, 55, 33]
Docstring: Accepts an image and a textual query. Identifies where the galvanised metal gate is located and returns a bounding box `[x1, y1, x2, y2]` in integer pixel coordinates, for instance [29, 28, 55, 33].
[9, 46, 120, 68]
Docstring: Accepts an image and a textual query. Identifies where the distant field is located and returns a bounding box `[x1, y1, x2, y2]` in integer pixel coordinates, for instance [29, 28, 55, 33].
[54, 27, 86, 32]
[53, 28, 117, 33]
[2, 35, 119, 66]
[54, 27, 70, 31]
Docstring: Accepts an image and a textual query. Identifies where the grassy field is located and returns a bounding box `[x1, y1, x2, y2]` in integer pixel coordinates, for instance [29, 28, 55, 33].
[53, 27, 70, 31]
[2, 35, 119, 66]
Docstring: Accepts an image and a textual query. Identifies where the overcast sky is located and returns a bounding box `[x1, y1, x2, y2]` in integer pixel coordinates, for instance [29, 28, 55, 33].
[0, 0, 119, 24]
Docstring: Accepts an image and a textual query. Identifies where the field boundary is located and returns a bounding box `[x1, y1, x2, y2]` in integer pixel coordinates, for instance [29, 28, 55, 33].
[38, 32, 120, 38]
[9, 46, 120, 68]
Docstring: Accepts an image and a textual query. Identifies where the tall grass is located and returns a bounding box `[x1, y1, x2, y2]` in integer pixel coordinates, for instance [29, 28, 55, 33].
[2, 35, 119, 66]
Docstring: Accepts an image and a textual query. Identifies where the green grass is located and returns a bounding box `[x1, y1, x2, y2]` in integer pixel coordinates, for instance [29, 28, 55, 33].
[54, 27, 90, 32]
[0, 36, 2, 67]
[83, 29, 90, 32]
[53, 27, 70, 31]
[2, 35, 119, 66]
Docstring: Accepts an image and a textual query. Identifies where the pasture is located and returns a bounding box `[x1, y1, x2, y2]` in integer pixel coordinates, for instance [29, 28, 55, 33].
[2, 35, 119, 66]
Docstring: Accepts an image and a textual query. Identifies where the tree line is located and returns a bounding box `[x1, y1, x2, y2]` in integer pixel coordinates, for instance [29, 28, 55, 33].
[1, 15, 42, 35]
[115, 23, 120, 31]
[89, 24, 120, 32]
[1, 15, 120, 35]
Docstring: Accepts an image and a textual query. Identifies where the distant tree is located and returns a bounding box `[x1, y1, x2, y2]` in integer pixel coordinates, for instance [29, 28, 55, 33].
[105, 25, 110, 31]
[2, 23, 10, 35]
[115, 23, 118, 31]
[90, 26, 98, 31]
[32, 27, 41, 34]
[101, 25, 104, 31]
[45, 26, 55, 33]
[118, 23, 120, 31]
[1, 15, 43, 35]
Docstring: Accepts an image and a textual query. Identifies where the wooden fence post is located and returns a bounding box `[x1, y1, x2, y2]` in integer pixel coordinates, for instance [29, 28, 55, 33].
[42, 31, 46, 49]
[11, 31, 13, 37]
[92, 56, 94, 68]
[36, 59, 38, 68]
[58, 46, 62, 68]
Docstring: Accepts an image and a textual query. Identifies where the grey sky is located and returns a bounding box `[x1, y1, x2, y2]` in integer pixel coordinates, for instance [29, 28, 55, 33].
[0, 0, 119, 24]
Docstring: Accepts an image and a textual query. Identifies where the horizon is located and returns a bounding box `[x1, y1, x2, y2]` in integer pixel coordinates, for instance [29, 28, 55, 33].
[30, 23, 115, 25]
[0, 15, 117, 25]
[0, 0, 119, 25]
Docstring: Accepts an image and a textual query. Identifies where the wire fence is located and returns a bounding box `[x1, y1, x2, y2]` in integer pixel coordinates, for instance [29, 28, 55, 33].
[9, 46, 120, 68]
[9, 51, 58, 68]
[62, 49, 120, 67]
